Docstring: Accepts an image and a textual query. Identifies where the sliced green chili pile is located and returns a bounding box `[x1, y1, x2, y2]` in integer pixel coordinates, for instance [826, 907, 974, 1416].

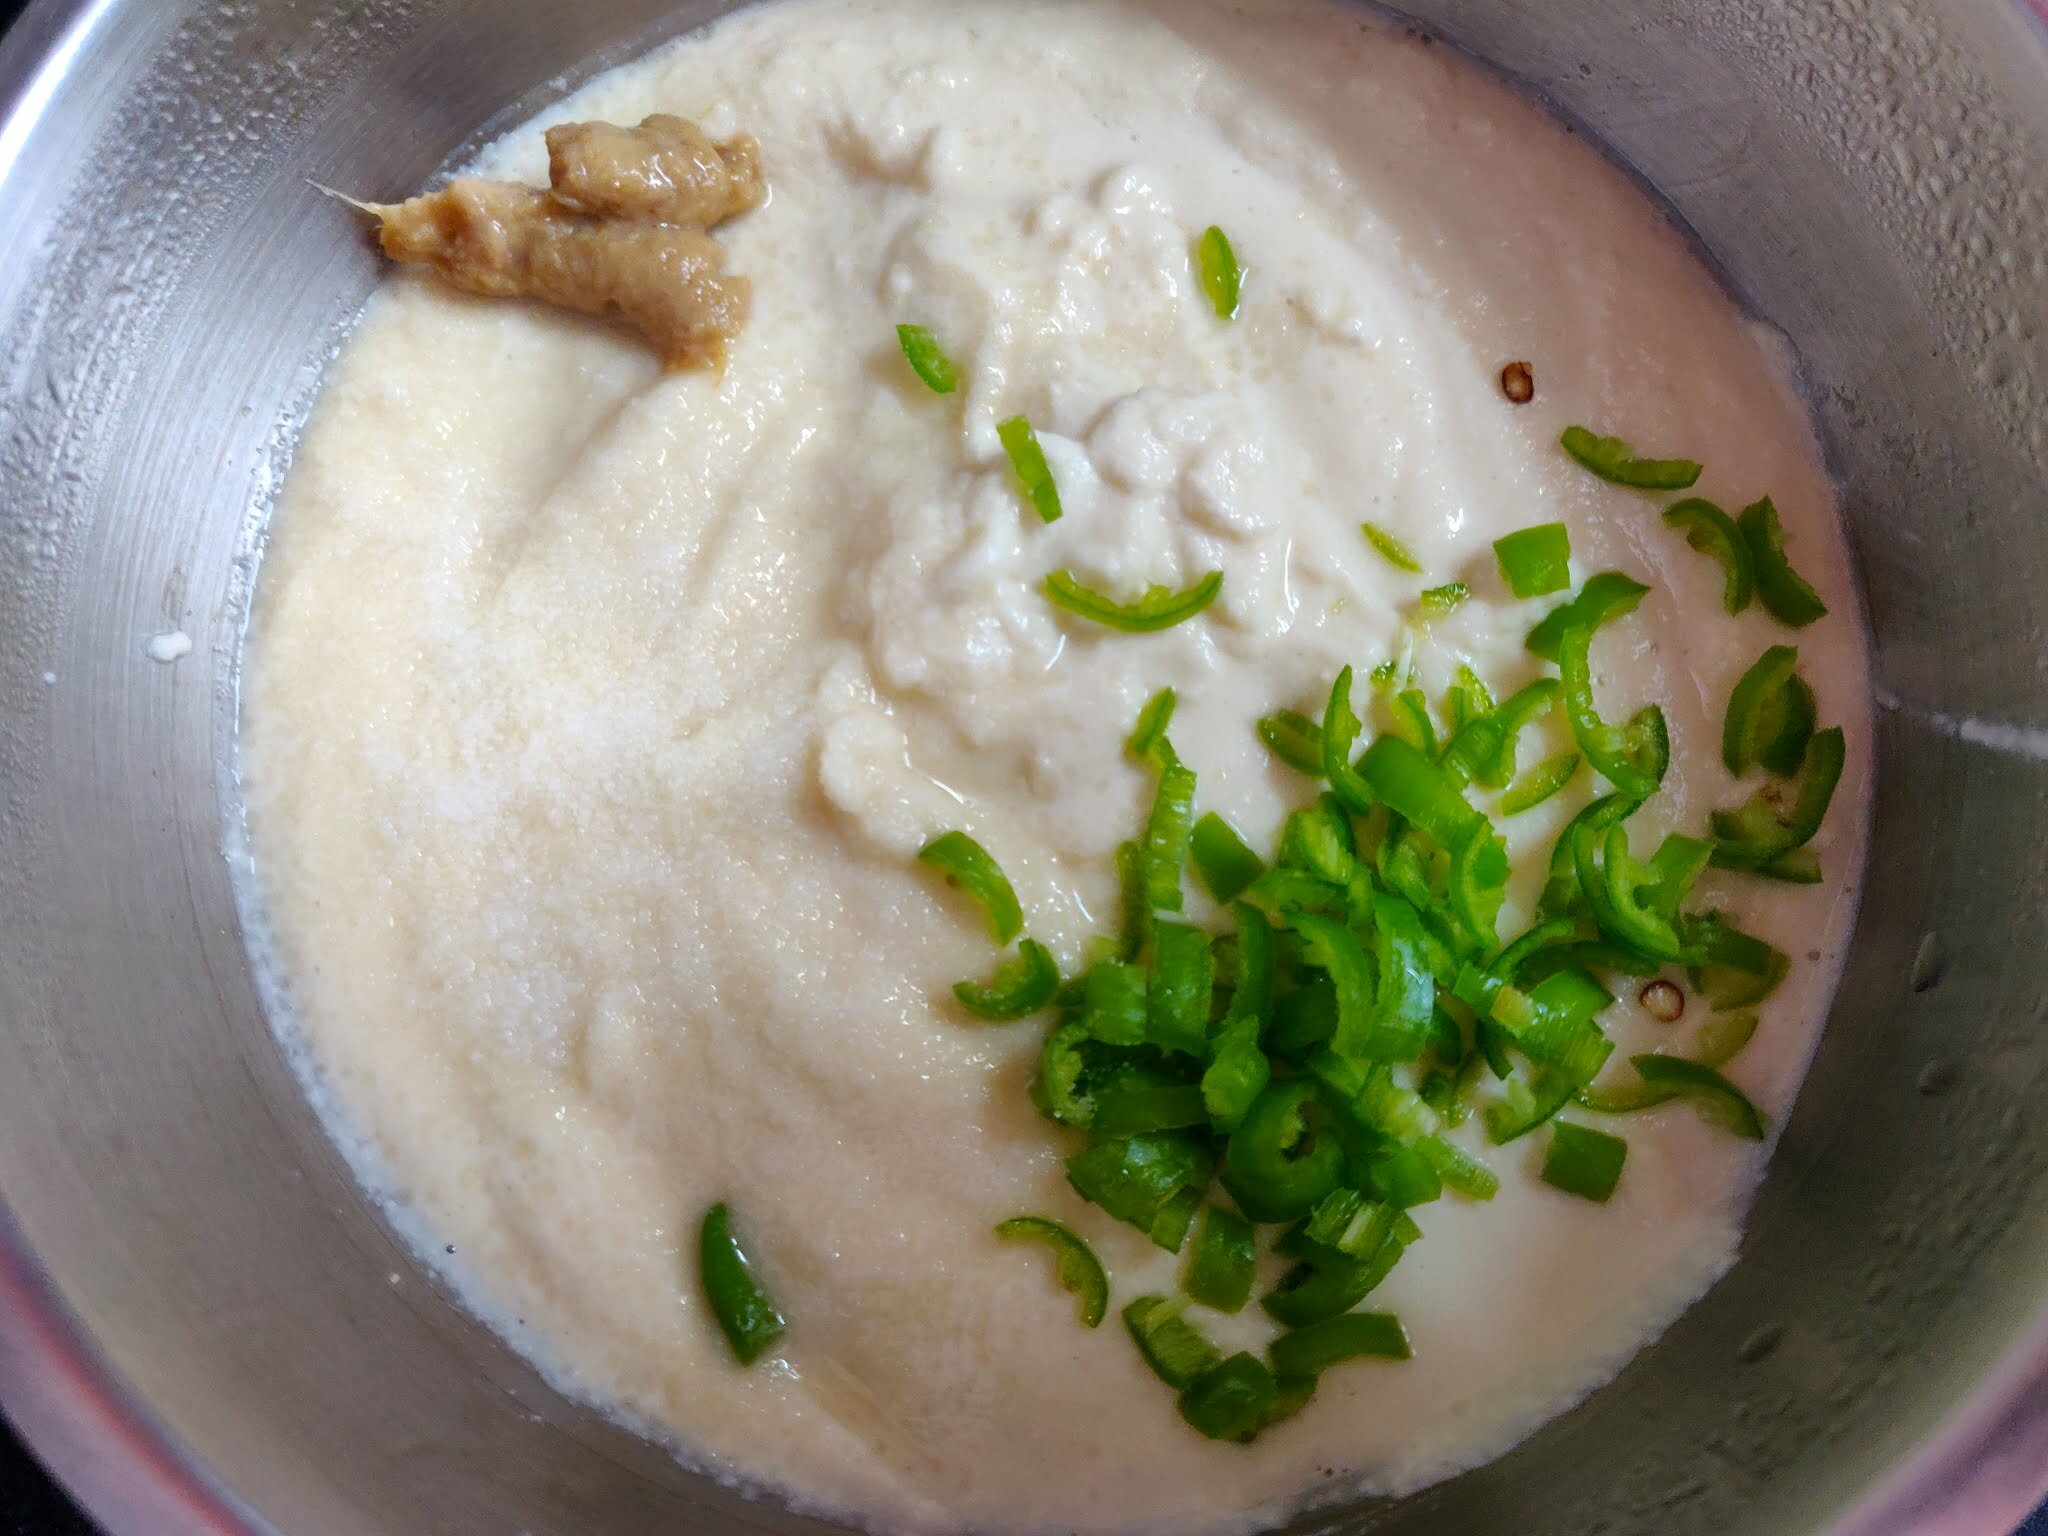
[870, 407, 1849, 1444]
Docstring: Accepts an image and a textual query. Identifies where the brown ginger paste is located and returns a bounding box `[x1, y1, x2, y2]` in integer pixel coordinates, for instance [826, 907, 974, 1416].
[372, 115, 765, 370]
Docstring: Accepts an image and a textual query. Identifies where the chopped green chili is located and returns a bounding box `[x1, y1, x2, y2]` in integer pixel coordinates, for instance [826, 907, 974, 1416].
[1558, 620, 1669, 800]
[1367, 1140, 1444, 1208]
[1501, 751, 1582, 814]
[699, 1203, 787, 1366]
[1261, 1213, 1418, 1327]
[1150, 1188, 1203, 1254]
[995, 1216, 1108, 1328]
[1738, 497, 1828, 627]
[1723, 646, 1801, 775]
[1710, 726, 1845, 870]
[1092, 1075, 1211, 1136]
[1685, 913, 1790, 1010]
[1663, 498, 1754, 614]
[1222, 1080, 1344, 1222]
[1258, 709, 1326, 776]
[1389, 688, 1439, 757]
[1571, 824, 1706, 964]
[1559, 425, 1702, 490]
[918, 830, 1023, 945]
[1179, 1352, 1285, 1442]
[1269, 1312, 1412, 1377]
[1320, 666, 1379, 816]
[1194, 226, 1243, 320]
[896, 324, 959, 394]
[1147, 920, 1215, 1057]
[1419, 581, 1470, 620]
[1080, 961, 1148, 1046]
[1182, 1206, 1257, 1313]
[1141, 757, 1199, 917]
[1626, 1056, 1768, 1140]
[1494, 523, 1573, 599]
[1578, 1012, 1758, 1113]
[1419, 1133, 1500, 1199]
[1362, 521, 1424, 574]
[1127, 687, 1178, 768]
[1068, 1133, 1214, 1235]
[1124, 1294, 1222, 1390]
[953, 938, 1060, 1020]
[1758, 675, 1817, 778]
[1526, 571, 1650, 661]
[1541, 1120, 1628, 1201]
[1044, 569, 1223, 632]
[998, 415, 1063, 524]
[1191, 812, 1265, 903]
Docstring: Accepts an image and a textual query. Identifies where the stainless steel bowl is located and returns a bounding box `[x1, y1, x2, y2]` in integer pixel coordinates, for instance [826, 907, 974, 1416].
[2, 1, 2046, 1532]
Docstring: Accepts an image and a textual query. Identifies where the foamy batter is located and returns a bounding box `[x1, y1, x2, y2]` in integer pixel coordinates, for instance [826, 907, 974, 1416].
[240, 1, 1871, 1530]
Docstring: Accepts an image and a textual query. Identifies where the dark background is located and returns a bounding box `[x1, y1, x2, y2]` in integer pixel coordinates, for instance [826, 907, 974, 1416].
[0, 0, 2044, 1533]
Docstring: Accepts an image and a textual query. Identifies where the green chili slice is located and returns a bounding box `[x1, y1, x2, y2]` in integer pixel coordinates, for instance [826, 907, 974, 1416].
[953, 938, 1060, 1020]
[995, 1216, 1108, 1328]
[1738, 496, 1828, 627]
[1758, 675, 1817, 778]
[1526, 571, 1650, 661]
[1032, 1022, 1097, 1127]
[1722, 646, 1801, 776]
[1419, 1133, 1500, 1200]
[1092, 1075, 1211, 1136]
[1361, 521, 1424, 574]
[1269, 1313, 1412, 1377]
[1147, 920, 1215, 1058]
[1318, 666, 1378, 816]
[1418, 581, 1470, 620]
[1501, 751, 1582, 815]
[1150, 1188, 1203, 1254]
[1541, 1120, 1628, 1201]
[1663, 497, 1754, 614]
[1685, 912, 1790, 1010]
[1536, 791, 1638, 918]
[1302, 1189, 1396, 1257]
[1494, 523, 1573, 599]
[1044, 569, 1222, 632]
[1488, 966, 1615, 1071]
[1222, 1080, 1345, 1223]
[895, 323, 960, 394]
[699, 1203, 787, 1366]
[1710, 726, 1845, 870]
[1560, 425, 1702, 490]
[1442, 678, 1560, 789]
[1288, 912, 1379, 1065]
[918, 830, 1023, 945]
[1142, 756, 1198, 915]
[1179, 1352, 1284, 1442]
[1124, 1294, 1222, 1390]
[1558, 620, 1669, 800]
[998, 415, 1063, 524]
[1261, 1213, 1418, 1327]
[1191, 812, 1265, 903]
[1389, 688, 1439, 757]
[1079, 960, 1148, 1046]
[1068, 1133, 1214, 1234]
[1626, 1055, 1768, 1140]
[1127, 687, 1178, 768]
[1367, 1140, 1444, 1208]
[1182, 1206, 1257, 1313]
[1578, 1011, 1758, 1113]
[1194, 225, 1243, 320]
[1203, 904, 1275, 1130]
[1258, 709, 1326, 776]
[1278, 795, 1359, 886]
[1571, 823, 1706, 964]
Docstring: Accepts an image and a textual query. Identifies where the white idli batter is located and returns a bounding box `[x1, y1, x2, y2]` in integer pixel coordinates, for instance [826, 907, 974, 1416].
[239, 1, 1871, 1530]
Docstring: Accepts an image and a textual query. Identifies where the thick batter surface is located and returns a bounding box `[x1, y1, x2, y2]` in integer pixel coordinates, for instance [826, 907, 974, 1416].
[241, 1, 1871, 1530]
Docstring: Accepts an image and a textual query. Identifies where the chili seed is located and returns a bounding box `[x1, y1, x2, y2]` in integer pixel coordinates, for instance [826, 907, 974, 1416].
[1638, 979, 1685, 1023]
[1500, 360, 1534, 404]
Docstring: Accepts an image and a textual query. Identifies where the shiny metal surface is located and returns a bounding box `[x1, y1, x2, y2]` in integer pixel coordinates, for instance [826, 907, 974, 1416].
[0, 0, 2045, 1532]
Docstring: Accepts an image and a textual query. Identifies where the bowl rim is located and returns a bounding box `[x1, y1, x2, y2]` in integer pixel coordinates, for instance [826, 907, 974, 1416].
[3, 0, 2048, 1532]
